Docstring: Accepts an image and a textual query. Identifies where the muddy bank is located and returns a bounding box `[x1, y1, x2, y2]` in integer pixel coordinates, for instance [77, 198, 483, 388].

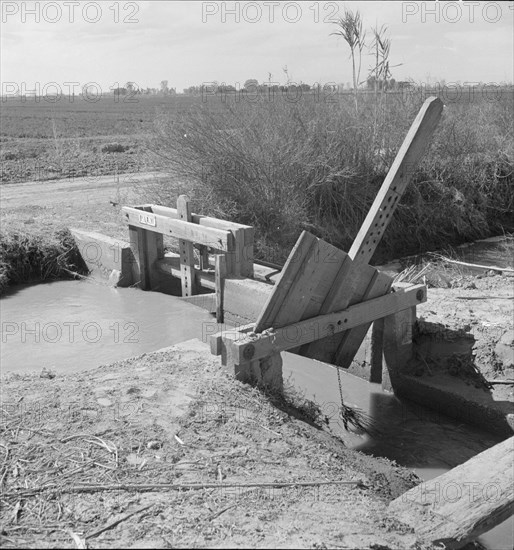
[404, 273, 514, 434]
[1, 339, 430, 549]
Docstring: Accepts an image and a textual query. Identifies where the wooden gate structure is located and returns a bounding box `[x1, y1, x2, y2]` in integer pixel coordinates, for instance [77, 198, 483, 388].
[123, 96, 444, 391]
[210, 96, 444, 389]
[123, 199, 254, 296]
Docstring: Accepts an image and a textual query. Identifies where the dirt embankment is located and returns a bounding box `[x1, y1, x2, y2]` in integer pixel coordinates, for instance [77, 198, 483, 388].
[416, 274, 514, 394]
[1, 340, 428, 549]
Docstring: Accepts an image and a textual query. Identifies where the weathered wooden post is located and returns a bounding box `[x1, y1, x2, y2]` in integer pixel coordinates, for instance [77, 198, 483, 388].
[303, 96, 444, 373]
[177, 195, 196, 297]
[382, 305, 417, 391]
[128, 206, 164, 290]
[215, 254, 227, 323]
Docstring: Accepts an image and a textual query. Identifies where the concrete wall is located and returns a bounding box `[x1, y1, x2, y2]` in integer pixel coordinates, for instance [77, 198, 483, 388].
[70, 228, 134, 287]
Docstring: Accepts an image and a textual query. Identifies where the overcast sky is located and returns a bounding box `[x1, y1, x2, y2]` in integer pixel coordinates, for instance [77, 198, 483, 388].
[1, 1, 513, 94]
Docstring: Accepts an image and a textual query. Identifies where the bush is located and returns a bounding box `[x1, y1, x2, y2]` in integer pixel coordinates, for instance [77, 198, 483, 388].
[0, 228, 86, 294]
[101, 143, 131, 154]
[149, 91, 514, 264]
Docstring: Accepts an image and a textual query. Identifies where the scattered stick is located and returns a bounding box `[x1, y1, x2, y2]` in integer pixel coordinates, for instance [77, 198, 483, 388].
[455, 296, 514, 300]
[3, 479, 364, 499]
[431, 255, 514, 274]
[486, 379, 514, 385]
[85, 503, 154, 540]
[207, 503, 237, 522]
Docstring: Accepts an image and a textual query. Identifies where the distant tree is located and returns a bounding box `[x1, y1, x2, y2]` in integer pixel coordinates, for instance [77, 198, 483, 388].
[184, 86, 201, 95]
[244, 79, 259, 91]
[219, 83, 236, 93]
[160, 80, 169, 94]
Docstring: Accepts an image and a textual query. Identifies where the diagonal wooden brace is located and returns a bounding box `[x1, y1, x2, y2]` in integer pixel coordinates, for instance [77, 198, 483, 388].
[212, 283, 427, 366]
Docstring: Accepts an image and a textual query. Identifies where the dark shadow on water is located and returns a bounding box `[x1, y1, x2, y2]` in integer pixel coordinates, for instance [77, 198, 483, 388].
[353, 391, 503, 471]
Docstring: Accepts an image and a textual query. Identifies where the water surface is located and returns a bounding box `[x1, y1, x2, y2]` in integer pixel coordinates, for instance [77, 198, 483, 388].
[1, 280, 511, 548]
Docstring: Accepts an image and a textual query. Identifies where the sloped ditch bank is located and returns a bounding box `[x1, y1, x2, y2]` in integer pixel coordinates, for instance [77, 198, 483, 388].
[0, 280, 512, 548]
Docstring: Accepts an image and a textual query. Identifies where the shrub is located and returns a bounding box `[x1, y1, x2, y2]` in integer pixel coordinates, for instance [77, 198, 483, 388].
[0, 228, 86, 294]
[101, 143, 131, 154]
[148, 91, 514, 264]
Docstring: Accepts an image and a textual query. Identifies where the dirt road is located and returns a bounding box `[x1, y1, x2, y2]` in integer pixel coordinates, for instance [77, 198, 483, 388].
[0, 172, 168, 209]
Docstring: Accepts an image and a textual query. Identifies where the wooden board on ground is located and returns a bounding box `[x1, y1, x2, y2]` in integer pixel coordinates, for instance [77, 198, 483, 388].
[388, 436, 514, 549]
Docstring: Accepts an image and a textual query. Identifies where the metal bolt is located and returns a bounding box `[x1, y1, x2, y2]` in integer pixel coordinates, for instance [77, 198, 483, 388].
[243, 344, 255, 361]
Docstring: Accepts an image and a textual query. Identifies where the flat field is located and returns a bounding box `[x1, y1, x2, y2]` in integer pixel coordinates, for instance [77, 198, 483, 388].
[0, 94, 203, 183]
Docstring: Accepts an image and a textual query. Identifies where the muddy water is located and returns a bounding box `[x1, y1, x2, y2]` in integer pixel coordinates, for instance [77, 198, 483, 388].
[1, 280, 512, 548]
[282, 354, 513, 550]
[0, 280, 213, 374]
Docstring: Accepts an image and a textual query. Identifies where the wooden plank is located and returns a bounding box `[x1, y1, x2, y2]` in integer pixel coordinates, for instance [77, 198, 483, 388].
[226, 227, 243, 276]
[301, 96, 442, 364]
[235, 354, 283, 390]
[382, 306, 417, 391]
[123, 206, 231, 251]
[196, 245, 210, 270]
[145, 229, 164, 290]
[334, 271, 393, 367]
[137, 205, 254, 276]
[253, 232, 346, 334]
[388, 436, 514, 549]
[228, 284, 427, 364]
[253, 231, 319, 333]
[177, 195, 196, 297]
[228, 226, 253, 277]
[210, 323, 254, 356]
[215, 254, 227, 322]
[241, 226, 255, 278]
[128, 225, 147, 289]
[300, 265, 392, 363]
[350, 96, 443, 268]
[156, 256, 215, 290]
[142, 204, 252, 231]
[370, 318, 385, 383]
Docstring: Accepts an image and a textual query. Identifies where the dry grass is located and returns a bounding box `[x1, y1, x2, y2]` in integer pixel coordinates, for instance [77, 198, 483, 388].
[0, 228, 86, 294]
[148, 91, 514, 264]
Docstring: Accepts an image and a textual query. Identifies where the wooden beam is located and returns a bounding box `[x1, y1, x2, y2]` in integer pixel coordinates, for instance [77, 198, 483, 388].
[254, 231, 340, 333]
[301, 96, 442, 364]
[300, 264, 393, 363]
[210, 323, 254, 356]
[128, 225, 147, 289]
[140, 204, 252, 231]
[388, 436, 514, 549]
[334, 271, 393, 367]
[215, 254, 227, 322]
[382, 306, 417, 391]
[350, 96, 443, 268]
[224, 284, 427, 365]
[370, 318, 385, 383]
[197, 245, 210, 270]
[156, 256, 215, 290]
[123, 206, 231, 251]
[177, 195, 196, 297]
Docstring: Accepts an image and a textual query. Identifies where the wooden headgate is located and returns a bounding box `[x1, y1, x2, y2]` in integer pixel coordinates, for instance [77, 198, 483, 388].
[210, 96, 444, 390]
[123, 200, 254, 296]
